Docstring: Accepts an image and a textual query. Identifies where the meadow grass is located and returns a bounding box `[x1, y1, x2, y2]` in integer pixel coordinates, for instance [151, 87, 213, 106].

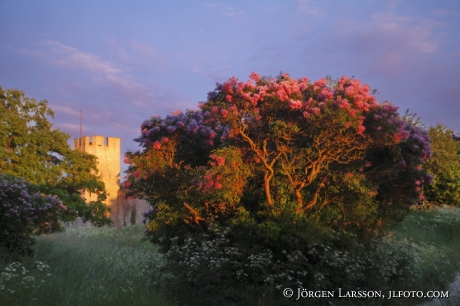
[0, 225, 170, 306]
[388, 205, 460, 305]
[2, 207, 460, 306]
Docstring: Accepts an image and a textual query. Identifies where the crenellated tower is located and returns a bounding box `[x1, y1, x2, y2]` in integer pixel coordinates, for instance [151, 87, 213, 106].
[73, 136, 121, 222]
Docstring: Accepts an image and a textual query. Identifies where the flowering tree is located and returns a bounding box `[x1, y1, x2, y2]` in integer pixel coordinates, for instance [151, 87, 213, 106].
[0, 174, 67, 254]
[125, 73, 433, 238]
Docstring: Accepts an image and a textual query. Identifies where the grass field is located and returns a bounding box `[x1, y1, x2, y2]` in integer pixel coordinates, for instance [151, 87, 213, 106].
[2, 206, 460, 305]
[388, 206, 460, 305]
[0, 226, 170, 306]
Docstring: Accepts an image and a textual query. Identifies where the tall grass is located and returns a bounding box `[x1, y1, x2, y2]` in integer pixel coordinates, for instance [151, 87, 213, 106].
[2, 207, 460, 306]
[0, 225, 170, 306]
[389, 206, 460, 305]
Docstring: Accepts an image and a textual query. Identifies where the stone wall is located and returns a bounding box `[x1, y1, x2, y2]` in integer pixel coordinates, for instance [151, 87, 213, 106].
[113, 191, 151, 226]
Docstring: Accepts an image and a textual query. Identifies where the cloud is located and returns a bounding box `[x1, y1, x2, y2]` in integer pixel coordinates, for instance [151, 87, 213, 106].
[433, 9, 458, 16]
[223, 6, 243, 18]
[130, 40, 162, 60]
[49, 104, 80, 117]
[54, 123, 81, 134]
[297, 0, 321, 17]
[203, 3, 243, 19]
[43, 40, 122, 75]
[324, 12, 440, 76]
[193, 65, 232, 83]
[23, 40, 157, 107]
[371, 13, 439, 54]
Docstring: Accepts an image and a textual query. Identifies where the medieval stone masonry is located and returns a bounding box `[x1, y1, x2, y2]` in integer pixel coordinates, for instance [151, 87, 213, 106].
[73, 136, 149, 227]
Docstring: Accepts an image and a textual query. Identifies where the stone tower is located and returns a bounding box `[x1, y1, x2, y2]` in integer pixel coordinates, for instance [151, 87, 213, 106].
[73, 136, 121, 223]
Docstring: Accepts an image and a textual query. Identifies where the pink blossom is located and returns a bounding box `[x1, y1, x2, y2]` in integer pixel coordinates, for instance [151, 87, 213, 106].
[288, 99, 302, 109]
[161, 137, 169, 143]
[357, 125, 366, 135]
[153, 141, 161, 149]
[344, 122, 351, 128]
[415, 180, 421, 185]
[338, 99, 351, 110]
[220, 109, 228, 117]
[172, 110, 181, 116]
[215, 156, 225, 166]
[419, 194, 425, 200]
[364, 161, 372, 167]
[123, 156, 132, 164]
[254, 157, 260, 163]
[214, 182, 223, 189]
[311, 107, 321, 116]
[249, 72, 261, 82]
[222, 82, 233, 94]
[376, 126, 382, 131]
[345, 86, 356, 96]
[226, 95, 233, 102]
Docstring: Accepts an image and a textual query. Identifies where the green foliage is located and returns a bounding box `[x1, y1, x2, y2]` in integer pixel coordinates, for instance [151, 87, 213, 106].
[0, 86, 112, 226]
[423, 124, 460, 205]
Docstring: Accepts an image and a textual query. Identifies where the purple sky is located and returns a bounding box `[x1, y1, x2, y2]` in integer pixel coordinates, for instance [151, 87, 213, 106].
[1, 0, 459, 175]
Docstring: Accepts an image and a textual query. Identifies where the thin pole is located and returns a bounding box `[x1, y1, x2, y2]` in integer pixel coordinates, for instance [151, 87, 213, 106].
[80, 109, 82, 137]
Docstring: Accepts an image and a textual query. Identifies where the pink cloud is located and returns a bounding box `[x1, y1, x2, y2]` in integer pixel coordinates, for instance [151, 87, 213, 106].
[43, 40, 122, 75]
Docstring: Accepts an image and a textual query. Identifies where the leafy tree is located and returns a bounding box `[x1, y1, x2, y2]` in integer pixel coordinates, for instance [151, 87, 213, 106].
[423, 124, 460, 205]
[0, 86, 112, 226]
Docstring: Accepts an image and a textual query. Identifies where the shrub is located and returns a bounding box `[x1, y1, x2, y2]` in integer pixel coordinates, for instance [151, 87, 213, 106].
[150, 224, 421, 305]
[423, 124, 460, 205]
[125, 72, 433, 303]
[0, 174, 66, 255]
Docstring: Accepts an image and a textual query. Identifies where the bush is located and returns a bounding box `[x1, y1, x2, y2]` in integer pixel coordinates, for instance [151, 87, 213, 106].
[150, 224, 421, 305]
[125, 72, 433, 304]
[0, 174, 66, 255]
[423, 124, 460, 205]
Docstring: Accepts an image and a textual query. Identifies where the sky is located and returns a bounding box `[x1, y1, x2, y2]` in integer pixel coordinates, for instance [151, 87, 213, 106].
[1, 0, 459, 175]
